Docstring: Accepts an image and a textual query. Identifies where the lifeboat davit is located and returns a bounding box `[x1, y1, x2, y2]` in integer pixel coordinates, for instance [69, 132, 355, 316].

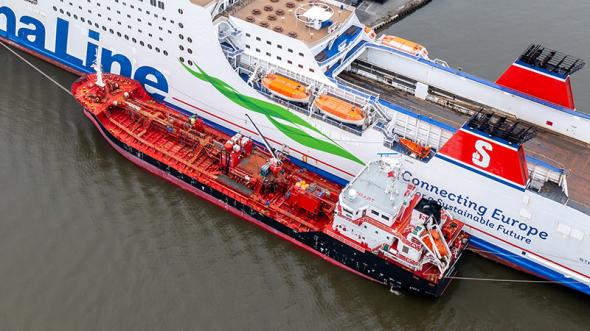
[380, 35, 429, 58]
[314, 95, 366, 126]
[262, 74, 310, 103]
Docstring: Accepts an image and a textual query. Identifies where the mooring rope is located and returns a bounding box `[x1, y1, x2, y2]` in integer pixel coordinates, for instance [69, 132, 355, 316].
[0, 40, 72, 95]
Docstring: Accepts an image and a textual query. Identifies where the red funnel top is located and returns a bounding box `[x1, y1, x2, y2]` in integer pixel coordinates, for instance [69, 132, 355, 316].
[496, 44, 585, 110]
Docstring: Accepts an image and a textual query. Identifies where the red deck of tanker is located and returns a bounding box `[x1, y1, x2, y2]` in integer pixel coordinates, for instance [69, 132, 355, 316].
[71, 73, 467, 292]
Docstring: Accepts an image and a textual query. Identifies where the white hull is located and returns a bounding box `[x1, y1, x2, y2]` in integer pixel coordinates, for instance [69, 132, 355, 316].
[1, 0, 589, 295]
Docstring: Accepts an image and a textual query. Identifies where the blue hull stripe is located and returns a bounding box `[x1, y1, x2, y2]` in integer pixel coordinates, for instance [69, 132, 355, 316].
[469, 236, 590, 295]
[435, 153, 526, 191]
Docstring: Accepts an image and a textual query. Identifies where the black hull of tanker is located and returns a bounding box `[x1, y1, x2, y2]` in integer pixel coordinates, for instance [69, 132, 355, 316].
[87, 109, 458, 297]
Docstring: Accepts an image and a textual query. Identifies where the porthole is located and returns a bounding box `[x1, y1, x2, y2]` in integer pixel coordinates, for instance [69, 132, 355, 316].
[180, 57, 185, 63]
[163, 50, 168, 56]
[188, 48, 192, 54]
[178, 9, 183, 14]
[187, 37, 192, 43]
[179, 45, 184, 50]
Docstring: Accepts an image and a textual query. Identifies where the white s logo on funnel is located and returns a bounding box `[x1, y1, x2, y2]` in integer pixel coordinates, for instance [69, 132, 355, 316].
[472, 140, 493, 168]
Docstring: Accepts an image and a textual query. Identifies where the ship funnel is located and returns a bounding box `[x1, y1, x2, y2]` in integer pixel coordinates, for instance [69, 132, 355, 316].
[437, 111, 535, 191]
[496, 44, 585, 109]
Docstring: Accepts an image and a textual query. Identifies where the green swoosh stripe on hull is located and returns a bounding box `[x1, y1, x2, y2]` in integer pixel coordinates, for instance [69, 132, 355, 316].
[182, 63, 364, 165]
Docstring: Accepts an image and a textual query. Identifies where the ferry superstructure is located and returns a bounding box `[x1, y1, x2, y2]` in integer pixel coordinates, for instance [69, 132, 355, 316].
[1, 0, 589, 295]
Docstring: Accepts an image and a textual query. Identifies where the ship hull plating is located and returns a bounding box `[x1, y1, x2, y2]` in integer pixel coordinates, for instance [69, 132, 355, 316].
[84, 108, 457, 297]
[3, 1, 589, 296]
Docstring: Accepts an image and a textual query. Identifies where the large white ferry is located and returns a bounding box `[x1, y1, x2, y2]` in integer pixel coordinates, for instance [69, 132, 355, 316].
[1, 0, 589, 295]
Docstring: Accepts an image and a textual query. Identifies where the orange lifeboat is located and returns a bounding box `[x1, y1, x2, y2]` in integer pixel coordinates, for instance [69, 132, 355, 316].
[314, 95, 366, 126]
[262, 73, 310, 103]
[420, 230, 449, 258]
[380, 35, 429, 58]
[399, 138, 431, 159]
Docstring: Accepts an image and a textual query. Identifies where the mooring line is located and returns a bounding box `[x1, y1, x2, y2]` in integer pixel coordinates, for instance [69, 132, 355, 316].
[0, 40, 72, 95]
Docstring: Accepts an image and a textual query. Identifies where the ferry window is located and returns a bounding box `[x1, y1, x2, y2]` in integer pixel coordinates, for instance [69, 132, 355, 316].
[132, 37, 136, 43]
[246, 33, 251, 38]
[363, 225, 367, 229]
[148, 44, 153, 50]
[309, 68, 315, 73]
[255, 48, 261, 53]
[140, 41, 145, 46]
[276, 56, 282, 60]
[266, 52, 271, 56]
[288, 48, 293, 53]
[299, 52, 304, 57]
[298, 64, 303, 69]
[155, 47, 160, 53]
[256, 37, 261, 41]
[287, 60, 292, 64]
[245, 44, 251, 49]
[266, 41, 272, 45]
